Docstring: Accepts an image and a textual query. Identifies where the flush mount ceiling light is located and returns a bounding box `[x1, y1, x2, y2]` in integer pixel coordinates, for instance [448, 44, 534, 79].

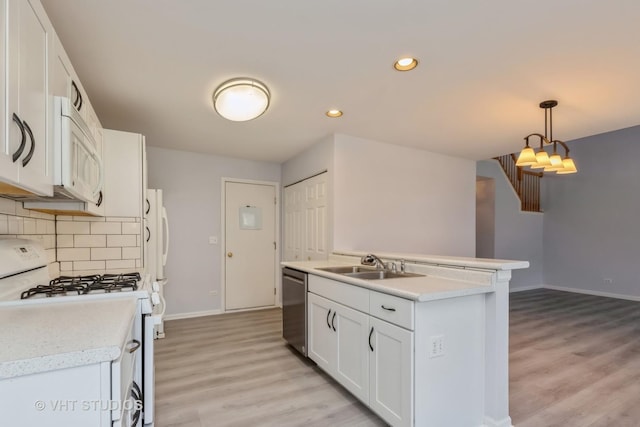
[213, 78, 270, 122]
[326, 109, 343, 118]
[394, 57, 418, 71]
[515, 100, 577, 174]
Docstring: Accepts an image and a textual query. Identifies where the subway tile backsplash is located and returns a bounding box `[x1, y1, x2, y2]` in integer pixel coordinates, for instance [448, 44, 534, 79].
[0, 197, 142, 275]
[0, 197, 58, 277]
[57, 216, 142, 272]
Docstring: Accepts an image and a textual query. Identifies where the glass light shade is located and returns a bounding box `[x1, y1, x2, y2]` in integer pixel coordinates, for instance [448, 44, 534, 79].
[544, 153, 564, 172]
[556, 157, 578, 174]
[530, 150, 551, 169]
[515, 147, 537, 166]
[213, 78, 270, 121]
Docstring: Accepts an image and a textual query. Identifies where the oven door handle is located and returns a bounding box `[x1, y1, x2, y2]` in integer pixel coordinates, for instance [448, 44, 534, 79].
[127, 339, 141, 354]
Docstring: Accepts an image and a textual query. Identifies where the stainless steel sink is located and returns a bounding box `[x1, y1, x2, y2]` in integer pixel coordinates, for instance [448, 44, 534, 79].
[315, 266, 424, 280]
[344, 270, 424, 280]
[315, 266, 378, 274]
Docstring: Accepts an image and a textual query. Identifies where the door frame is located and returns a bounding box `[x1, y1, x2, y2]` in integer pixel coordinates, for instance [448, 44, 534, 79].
[220, 177, 281, 313]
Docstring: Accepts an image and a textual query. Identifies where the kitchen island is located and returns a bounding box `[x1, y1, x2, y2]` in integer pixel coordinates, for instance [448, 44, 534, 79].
[283, 251, 528, 427]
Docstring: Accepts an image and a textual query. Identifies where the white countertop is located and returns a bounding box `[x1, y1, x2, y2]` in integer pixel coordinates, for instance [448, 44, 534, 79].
[282, 259, 496, 302]
[333, 250, 529, 271]
[0, 298, 136, 379]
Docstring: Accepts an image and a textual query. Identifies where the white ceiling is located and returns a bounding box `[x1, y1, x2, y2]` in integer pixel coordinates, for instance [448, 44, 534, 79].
[40, 0, 640, 163]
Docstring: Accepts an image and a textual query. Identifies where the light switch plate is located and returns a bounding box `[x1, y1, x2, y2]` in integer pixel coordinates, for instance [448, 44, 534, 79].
[209, 236, 218, 244]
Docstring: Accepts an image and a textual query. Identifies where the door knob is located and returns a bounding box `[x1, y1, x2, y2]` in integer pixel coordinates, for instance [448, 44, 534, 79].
[227, 252, 233, 258]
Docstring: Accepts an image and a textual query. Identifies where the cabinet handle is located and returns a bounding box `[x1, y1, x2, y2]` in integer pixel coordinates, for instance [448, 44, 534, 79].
[71, 81, 79, 107]
[21, 121, 35, 167]
[369, 327, 374, 352]
[131, 381, 143, 426]
[145, 226, 151, 242]
[71, 80, 82, 109]
[145, 198, 151, 215]
[11, 113, 26, 162]
[127, 339, 141, 354]
[96, 190, 103, 207]
[326, 309, 332, 329]
[381, 305, 396, 312]
[331, 311, 336, 331]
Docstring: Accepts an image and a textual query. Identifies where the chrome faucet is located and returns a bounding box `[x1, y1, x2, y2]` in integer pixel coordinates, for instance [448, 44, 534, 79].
[361, 254, 387, 270]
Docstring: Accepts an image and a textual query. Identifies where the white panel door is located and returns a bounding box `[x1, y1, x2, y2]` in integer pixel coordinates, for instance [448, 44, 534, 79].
[225, 181, 276, 310]
[283, 184, 303, 261]
[307, 293, 336, 372]
[304, 173, 328, 261]
[283, 172, 327, 262]
[369, 317, 414, 427]
[334, 302, 370, 404]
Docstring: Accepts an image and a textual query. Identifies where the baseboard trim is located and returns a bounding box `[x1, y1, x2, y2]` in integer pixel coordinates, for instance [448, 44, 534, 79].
[483, 415, 513, 427]
[509, 285, 543, 293]
[165, 309, 223, 320]
[543, 284, 640, 302]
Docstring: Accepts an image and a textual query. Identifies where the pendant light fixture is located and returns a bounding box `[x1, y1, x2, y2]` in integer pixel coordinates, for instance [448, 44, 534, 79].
[515, 100, 577, 174]
[213, 78, 270, 122]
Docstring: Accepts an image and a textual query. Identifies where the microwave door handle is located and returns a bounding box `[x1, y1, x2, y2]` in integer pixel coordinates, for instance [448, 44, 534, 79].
[161, 206, 169, 267]
[89, 149, 104, 201]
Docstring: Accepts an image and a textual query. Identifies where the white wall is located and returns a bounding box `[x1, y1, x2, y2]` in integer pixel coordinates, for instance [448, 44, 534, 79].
[543, 125, 640, 298]
[333, 134, 476, 256]
[146, 147, 281, 316]
[281, 136, 334, 186]
[476, 160, 544, 290]
[476, 177, 495, 258]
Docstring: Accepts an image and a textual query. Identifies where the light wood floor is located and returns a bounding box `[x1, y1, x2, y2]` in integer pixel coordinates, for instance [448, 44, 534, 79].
[155, 289, 640, 426]
[154, 308, 385, 427]
[510, 289, 640, 427]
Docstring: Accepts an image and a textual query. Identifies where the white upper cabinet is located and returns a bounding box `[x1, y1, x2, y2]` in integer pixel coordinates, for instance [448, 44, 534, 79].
[103, 129, 145, 219]
[0, 0, 53, 196]
[51, 32, 102, 141]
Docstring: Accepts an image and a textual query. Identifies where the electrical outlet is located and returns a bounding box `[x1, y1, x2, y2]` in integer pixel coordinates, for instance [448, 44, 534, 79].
[603, 278, 613, 285]
[429, 335, 445, 358]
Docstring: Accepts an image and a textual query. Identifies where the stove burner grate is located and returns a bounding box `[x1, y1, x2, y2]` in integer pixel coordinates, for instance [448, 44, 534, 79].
[20, 272, 141, 299]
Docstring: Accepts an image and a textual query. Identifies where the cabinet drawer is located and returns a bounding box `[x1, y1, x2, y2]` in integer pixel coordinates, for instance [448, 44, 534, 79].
[369, 291, 414, 330]
[309, 275, 369, 313]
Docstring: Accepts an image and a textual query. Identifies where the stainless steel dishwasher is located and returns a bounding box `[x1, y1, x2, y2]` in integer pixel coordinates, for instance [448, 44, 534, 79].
[282, 267, 307, 356]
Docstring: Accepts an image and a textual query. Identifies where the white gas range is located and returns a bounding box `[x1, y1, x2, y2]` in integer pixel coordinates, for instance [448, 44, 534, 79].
[0, 238, 160, 427]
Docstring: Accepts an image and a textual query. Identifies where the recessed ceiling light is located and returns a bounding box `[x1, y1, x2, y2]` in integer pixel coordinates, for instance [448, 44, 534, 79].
[326, 109, 343, 118]
[394, 57, 418, 71]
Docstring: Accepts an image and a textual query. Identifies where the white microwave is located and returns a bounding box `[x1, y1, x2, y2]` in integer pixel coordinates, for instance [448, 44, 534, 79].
[22, 97, 104, 215]
[51, 96, 103, 204]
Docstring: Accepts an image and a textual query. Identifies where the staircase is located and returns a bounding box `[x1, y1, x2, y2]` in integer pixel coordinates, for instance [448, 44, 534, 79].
[494, 154, 543, 212]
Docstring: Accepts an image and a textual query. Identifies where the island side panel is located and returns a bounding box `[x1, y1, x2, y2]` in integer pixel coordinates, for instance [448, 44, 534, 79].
[414, 293, 485, 426]
[483, 270, 513, 427]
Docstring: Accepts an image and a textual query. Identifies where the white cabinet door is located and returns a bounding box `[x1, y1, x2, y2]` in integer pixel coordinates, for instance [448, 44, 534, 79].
[0, 0, 17, 187]
[369, 317, 414, 427]
[2, 0, 52, 196]
[334, 302, 370, 404]
[103, 129, 144, 218]
[307, 293, 335, 373]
